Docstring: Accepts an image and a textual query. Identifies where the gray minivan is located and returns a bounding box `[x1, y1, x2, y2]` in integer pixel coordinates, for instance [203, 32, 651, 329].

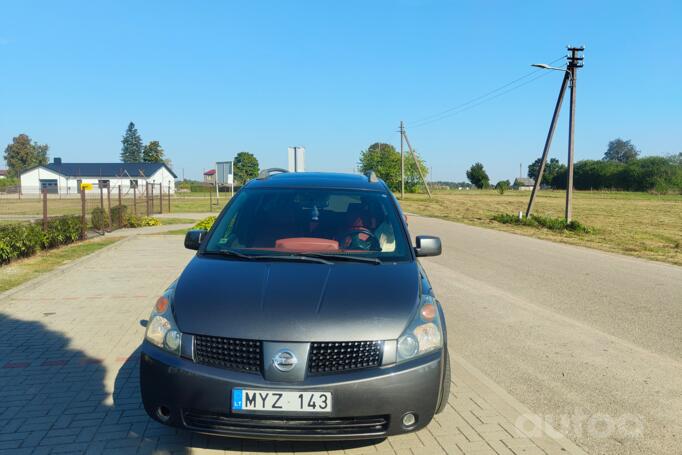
[140, 170, 449, 440]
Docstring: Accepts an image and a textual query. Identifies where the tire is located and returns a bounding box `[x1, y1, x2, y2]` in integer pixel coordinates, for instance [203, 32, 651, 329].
[436, 349, 451, 414]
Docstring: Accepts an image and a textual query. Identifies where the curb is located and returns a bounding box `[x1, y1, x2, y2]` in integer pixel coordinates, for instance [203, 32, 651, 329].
[0, 236, 134, 302]
[452, 354, 588, 454]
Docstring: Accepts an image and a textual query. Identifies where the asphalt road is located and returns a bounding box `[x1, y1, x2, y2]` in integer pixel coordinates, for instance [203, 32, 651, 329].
[410, 215, 682, 455]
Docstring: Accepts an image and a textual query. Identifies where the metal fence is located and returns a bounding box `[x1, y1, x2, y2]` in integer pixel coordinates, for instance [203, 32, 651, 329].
[0, 182, 173, 235]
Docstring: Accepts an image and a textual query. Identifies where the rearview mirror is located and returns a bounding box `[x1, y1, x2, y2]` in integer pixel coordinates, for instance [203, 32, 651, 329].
[184, 229, 207, 250]
[415, 235, 442, 257]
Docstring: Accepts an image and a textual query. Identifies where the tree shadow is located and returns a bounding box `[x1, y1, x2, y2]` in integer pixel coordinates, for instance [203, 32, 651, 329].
[0, 312, 383, 454]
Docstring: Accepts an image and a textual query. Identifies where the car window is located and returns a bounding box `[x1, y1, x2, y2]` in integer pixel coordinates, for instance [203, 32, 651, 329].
[204, 188, 410, 261]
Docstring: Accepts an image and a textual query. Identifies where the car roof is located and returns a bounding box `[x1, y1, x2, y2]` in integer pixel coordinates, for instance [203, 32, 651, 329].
[245, 172, 388, 191]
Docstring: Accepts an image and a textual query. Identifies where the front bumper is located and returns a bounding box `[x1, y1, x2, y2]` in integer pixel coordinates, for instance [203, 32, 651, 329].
[140, 341, 444, 440]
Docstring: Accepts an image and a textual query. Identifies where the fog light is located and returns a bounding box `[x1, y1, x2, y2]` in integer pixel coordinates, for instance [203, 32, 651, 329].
[402, 412, 417, 428]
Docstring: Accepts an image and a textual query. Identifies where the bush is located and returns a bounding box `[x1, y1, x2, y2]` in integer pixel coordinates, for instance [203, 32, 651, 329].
[110, 205, 129, 228]
[491, 213, 592, 234]
[0, 223, 43, 264]
[0, 215, 83, 265]
[126, 215, 160, 228]
[40, 216, 82, 249]
[91, 207, 110, 230]
[193, 216, 216, 231]
[495, 180, 511, 195]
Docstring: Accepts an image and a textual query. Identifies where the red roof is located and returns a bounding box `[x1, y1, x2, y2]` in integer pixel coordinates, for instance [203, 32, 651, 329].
[204, 169, 216, 176]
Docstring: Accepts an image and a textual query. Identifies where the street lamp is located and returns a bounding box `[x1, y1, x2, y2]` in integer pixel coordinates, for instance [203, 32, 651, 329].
[531, 63, 572, 78]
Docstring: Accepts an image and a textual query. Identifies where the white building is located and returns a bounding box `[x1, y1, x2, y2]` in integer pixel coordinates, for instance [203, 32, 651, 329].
[20, 158, 177, 195]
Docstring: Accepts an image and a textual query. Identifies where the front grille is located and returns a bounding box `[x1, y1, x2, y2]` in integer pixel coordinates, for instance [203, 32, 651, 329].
[194, 335, 262, 374]
[308, 341, 383, 374]
[183, 409, 389, 437]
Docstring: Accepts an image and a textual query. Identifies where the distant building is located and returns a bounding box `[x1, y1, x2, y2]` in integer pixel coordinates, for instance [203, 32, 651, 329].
[204, 169, 216, 184]
[0, 169, 7, 179]
[19, 158, 177, 195]
[513, 177, 535, 191]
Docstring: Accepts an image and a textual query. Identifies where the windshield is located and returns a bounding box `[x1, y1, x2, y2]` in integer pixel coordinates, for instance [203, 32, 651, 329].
[203, 188, 410, 262]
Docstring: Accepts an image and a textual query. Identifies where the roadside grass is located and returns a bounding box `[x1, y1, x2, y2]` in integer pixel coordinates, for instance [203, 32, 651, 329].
[0, 237, 121, 293]
[150, 228, 190, 236]
[156, 217, 197, 225]
[146, 216, 216, 236]
[171, 194, 230, 213]
[0, 196, 228, 218]
[399, 190, 682, 266]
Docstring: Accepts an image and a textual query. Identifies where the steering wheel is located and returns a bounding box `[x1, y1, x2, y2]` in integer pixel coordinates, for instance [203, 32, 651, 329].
[340, 227, 381, 251]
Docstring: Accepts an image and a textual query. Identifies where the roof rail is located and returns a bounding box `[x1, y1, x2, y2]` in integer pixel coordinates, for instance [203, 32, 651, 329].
[365, 170, 378, 183]
[257, 168, 289, 179]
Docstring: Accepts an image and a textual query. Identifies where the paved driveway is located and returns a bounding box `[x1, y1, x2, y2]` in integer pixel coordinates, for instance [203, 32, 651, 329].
[0, 234, 582, 454]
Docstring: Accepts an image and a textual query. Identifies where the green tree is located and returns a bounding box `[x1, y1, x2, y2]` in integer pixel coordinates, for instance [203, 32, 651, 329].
[233, 151, 259, 185]
[142, 141, 165, 163]
[528, 157, 566, 186]
[668, 152, 682, 166]
[495, 179, 511, 194]
[120, 122, 143, 162]
[3, 134, 49, 177]
[603, 138, 640, 163]
[466, 162, 489, 189]
[358, 142, 427, 192]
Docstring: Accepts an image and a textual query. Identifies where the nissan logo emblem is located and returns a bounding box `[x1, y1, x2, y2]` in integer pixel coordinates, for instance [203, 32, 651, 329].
[272, 349, 298, 372]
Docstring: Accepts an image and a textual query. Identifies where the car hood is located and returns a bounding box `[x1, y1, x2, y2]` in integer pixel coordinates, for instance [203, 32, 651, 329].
[173, 256, 420, 342]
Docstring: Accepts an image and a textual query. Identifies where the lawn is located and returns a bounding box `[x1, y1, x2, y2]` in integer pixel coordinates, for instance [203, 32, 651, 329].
[399, 190, 682, 266]
[0, 237, 121, 293]
[0, 193, 231, 217]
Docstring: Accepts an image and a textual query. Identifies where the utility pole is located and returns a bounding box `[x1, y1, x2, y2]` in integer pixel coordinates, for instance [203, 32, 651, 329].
[565, 46, 583, 222]
[400, 121, 405, 199]
[525, 46, 583, 221]
[400, 126, 432, 198]
[526, 71, 570, 218]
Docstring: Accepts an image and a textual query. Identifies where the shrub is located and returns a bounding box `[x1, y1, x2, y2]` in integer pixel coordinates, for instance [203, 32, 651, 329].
[495, 180, 511, 195]
[40, 216, 82, 249]
[491, 213, 592, 234]
[0, 215, 83, 265]
[91, 207, 110, 230]
[193, 216, 216, 231]
[110, 205, 129, 228]
[0, 223, 43, 264]
[126, 215, 160, 228]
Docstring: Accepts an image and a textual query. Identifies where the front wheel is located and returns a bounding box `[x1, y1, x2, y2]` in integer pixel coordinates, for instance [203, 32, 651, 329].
[436, 349, 451, 414]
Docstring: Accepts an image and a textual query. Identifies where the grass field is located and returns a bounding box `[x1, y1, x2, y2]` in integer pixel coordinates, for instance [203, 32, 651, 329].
[0, 192, 230, 217]
[5, 189, 679, 266]
[0, 237, 121, 293]
[399, 190, 682, 266]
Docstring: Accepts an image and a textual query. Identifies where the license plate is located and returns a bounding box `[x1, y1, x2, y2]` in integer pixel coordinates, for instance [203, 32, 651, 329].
[231, 388, 332, 413]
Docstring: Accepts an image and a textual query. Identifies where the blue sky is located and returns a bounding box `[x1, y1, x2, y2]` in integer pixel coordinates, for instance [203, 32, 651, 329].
[1, 0, 680, 182]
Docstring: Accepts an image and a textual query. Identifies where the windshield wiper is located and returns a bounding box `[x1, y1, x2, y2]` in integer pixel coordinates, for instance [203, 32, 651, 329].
[203, 249, 253, 260]
[252, 254, 333, 265]
[298, 253, 381, 265]
[205, 249, 333, 265]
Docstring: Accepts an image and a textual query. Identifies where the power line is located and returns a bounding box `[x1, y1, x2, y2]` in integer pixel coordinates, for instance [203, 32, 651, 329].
[410, 70, 555, 128]
[407, 55, 566, 129]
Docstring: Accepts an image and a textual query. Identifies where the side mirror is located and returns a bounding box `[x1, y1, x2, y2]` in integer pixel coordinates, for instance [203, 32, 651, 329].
[415, 235, 442, 257]
[184, 229, 207, 250]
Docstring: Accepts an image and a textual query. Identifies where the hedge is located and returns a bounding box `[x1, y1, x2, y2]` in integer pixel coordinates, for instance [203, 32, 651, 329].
[0, 215, 83, 265]
[91, 207, 110, 231]
[110, 205, 128, 229]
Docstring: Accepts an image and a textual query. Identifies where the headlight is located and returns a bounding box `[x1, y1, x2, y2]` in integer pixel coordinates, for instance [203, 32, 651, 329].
[145, 285, 182, 356]
[396, 294, 443, 363]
